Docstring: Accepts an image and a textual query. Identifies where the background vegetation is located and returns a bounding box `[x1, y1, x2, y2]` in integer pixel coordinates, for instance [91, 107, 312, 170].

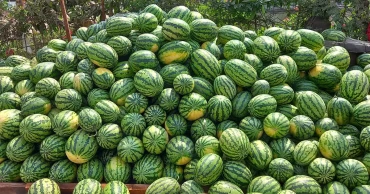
[0, 0, 369, 59]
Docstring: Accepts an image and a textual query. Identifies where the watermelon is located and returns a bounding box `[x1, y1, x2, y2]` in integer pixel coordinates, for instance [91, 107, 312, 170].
[19, 114, 52, 143]
[295, 91, 326, 121]
[167, 5, 192, 23]
[4, 55, 29, 67]
[6, 136, 35, 162]
[39, 134, 67, 162]
[239, 116, 263, 141]
[117, 136, 145, 163]
[28, 178, 60, 194]
[336, 159, 369, 189]
[248, 176, 282, 193]
[264, 27, 285, 40]
[219, 128, 250, 160]
[223, 161, 253, 189]
[87, 88, 110, 108]
[192, 77, 215, 100]
[142, 125, 168, 154]
[248, 94, 277, 119]
[21, 96, 52, 117]
[97, 123, 123, 150]
[194, 135, 220, 158]
[76, 27, 89, 41]
[263, 112, 290, 139]
[316, 46, 327, 60]
[59, 72, 77, 89]
[289, 115, 315, 140]
[143, 105, 167, 126]
[178, 93, 207, 121]
[54, 89, 82, 112]
[164, 114, 187, 137]
[217, 25, 244, 44]
[180, 180, 204, 194]
[136, 12, 158, 33]
[87, 43, 118, 68]
[353, 101, 370, 128]
[231, 91, 252, 119]
[0, 92, 21, 110]
[0, 160, 22, 182]
[35, 77, 61, 99]
[269, 84, 294, 105]
[55, 51, 78, 73]
[124, 92, 148, 114]
[95, 29, 110, 43]
[78, 108, 102, 133]
[163, 163, 184, 182]
[36, 47, 59, 63]
[321, 29, 346, 41]
[253, 36, 281, 63]
[289, 46, 318, 71]
[319, 130, 349, 161]
[297, 29, 325, 52]
[357, 53, 370, 68]
[166, 135, 194, 165]
[132, 154, 164, 184]
[293, 79, 319, 93]
[315, 118, 339, 137]
[190, 19, 217, 42]
[65, 130, 99, 164]
[106, 17, 132, 36]
[20, 153, 52, 183]
[128, 50, 159, 72]
[173, 74, 194, 95]
[0, 76, 14, 94]
[91, 68, 115, 90]
[0, 139, 7, 163]
[352, 185, 370, 194]
[194, 153, 223, 186]
[260, 64, 288, 86]
[244, 54, 264, 75]
[326, 97, 353, 126]
[77, 158, 104, 182]
[103, 181, 129, 194]
[52, 110, 79, 137]
[190, 49, 222, 81]
[113, 61, 134, 79]
[135, 33, 160, 53]
[49, 159, 77, 183]
[251, 80, 270, 96]
[224, 59, 258, 87]
[284, 175, 322, 194]
[73, 179, 102, 194]
[29, 62, 60, 84]
[277, 104, 298, 120]
[345, 135, 363, 159]
[247, 140, 273, 170]
[159, 63, 189, 87]
[162, 18, 190, 41]
[268, 158, 294, 183]
[0, 109, 23, 140]
[277, 30, 301, 53]
[308, 63, 342, 91]
[146, 177, 181, 194]
[223, 40, 246, 60]
[308, 158, 335, 184]
[107, 36, 132, 57]
[134, 69, 164, 97]
[184, 159, 198, 181]
[73, 72, 94, 95]
[158, 41, 192, 65]
[95, 100, 120, 123]
[190, 118, 216, 140]
[142, 4, 164, 22]
[323, 181, 350, 194]
[11, 64, 31, 82]
[339, 70, 369, 104]
[121, 113, 146, 137]
[208, 181, 243, 194]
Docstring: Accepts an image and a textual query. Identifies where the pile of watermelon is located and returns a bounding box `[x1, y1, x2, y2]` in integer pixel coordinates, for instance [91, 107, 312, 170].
[1, 3, 370, 194]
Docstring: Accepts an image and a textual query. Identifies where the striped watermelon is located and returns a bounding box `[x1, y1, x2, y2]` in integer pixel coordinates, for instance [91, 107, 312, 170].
[167, 5, 192, 23]
[192, 77, 214, 100]
[323, 181, 350, 194]
[75, 27, 89, 41]
[159, 63, 189, 87]
[336, 159, 369, 189]
[339, 70, 369, 104]
[190, 118, 216, 140]
[180, 180, 204, 194]
[195, 135, 220, 158]
[11, 64, 31, 82]
[19, 114, 52, 143]
[21, 96, 52, 117]
[224, 59, 257, 87]
[277, 30, 301, 54]
[260, 64, 288, 86]
[132, 154, 164, 184]
[244, 54, 264, 75]
[223, 161, 253, 189]
[190, 11, 203, 21]
[20, 153, 52, 183]
[65, 130, 99, 164]
[107, 36, 132, 57]
[6, 136, 35, 162]
[109, 78, 136, 106]
[178, 93, 207, 121]
[322, 50, 350, 72]
[128, 50, 159, 72]
[321, 29, 346, 41]
[0, 109, 22, 140]
[39, 134, 67, 162]
[162, 18, 190, 41]
[50, 161, 79, 183]
[78, 108, 102, 133]
[95, 29, 110, 43]
[289, 115, 315, 140]
[352, 185, 370, 194]
[217, 25, 244, 44]
[190, 19, 217, 42]
[28, 178, 60, 194]
[52, 110, 79, 137]
[247, 140, 273, 170]
[315, 118, 339, 137]
[263, 112, 290, 139]
[345, 135, 362, 158]
[156, 88, 179, 112]
[4, 55, 29, 67]
[239, 116, 263, 141]
[357, 53, 370, 68]
[73, 179, 102, 194]
[0, 92, 20, 110]
[77, 158, 103, 182]
[244, 30, 258, 40]
[124, 93, 148, 114]
[253, 36, 281, 63]
[268, 158, 294, 183]
[73, 72, 94, 95]
[231, 91, 252, 119]
[95, 100, 120, 123]
[143, 125, 168, 154]
[283, 175, 322, 194]
[158, 41, 192, 65]
[36, 47, 59, 63]
[295, 91, 326, 121]
[92, 67, 115, 89]
[77, 59, 95, 75]
[247, 176, 282, 193]
[164, 114, 187, 136]
[213, 75, 236, 100]
[248, 94, 277, 119]
[121, 113, 146, 136]
[87, 23, 103, 37]
[59, 72, 77, 89]
[251, 80, 270, 96]
[173, 74, 194, 95]
[184, 159, 198, 181]
[194, 153, 223, 186]
[264, 27, 285, 40]
[103, 181, 129, 194]
[54, 89, 82, 112]
[87, 88, 109, 108]
[308, 63, 342, 91]
[223, 40, 246, 60]
[166, 135, 194, 165]
[277, 104, 298, 120]
[289, 46, 318, 71]
[316, 46, 327, 60]
[136, 13, 158, 33]
[142, 4, 164, 22]
[219, 128, 250, 160]
[146, 177, 181, 194]
[113, 61, 134, 79]
[0, 139, 7, 163]
[55, 51, 78, 73]
[106, 17, 132, 36]
[243, 37, 254, 53]
[136, 33, 160, 53]
[353, 101, 370, 128]
[308, 158, 336, 184]
[293, 140, 318, 166]
[269, 84, 294, 105]
[29, 62, 60, 84]
[163, 163, 184, 182]
[0, 160, 22, 182]
[208, 181, 243, 194]
[134, 68, 164, 97]
[319, 130, 349, 161]
[87, 43, 118, 69]
[297, 29, 325, 52]
[117, 136, 145, 163]
[97, 123, 123, 149]
[0, 76, 14, 94]
[361, 127, 370, 152]
[35, 77, 61, 99]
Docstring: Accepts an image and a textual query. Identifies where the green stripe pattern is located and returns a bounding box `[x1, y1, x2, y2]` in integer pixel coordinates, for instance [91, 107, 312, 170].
[91, 67, 115, 90]
[19, 114, 52, 143]
[0, 76, 14, 94]
[135, 33, 160, 53]
[180, 180, 204, 194]
[277, 30, 301, 53]
[248, 94, 277, 119]
[87, 43, 118, 69]
[162, 18, 190, 41]
[35, 77, 61, 99]
[28, 178, 60, 194]
[190, 49, 222, 81]
[0, 160, 22, 182]
[167, 5, 192, 23]
[307, 158, 335, 184]
[164, 114, 187, 136]
[263, 112, 290, 139]
[36, 47, 59, 63]
[260, 64, 287, 86]
[65, 130, 98, 164]
[293, 140, 318, 166]
[73, 72, 94, 95]
[29, 62, 60, 84]
[136, 13, 158, 33]
[104, 156, 131, 183]
[59, 72, 76, 89]
[223, 161, 253, 188]
[166, 135, 194, 165]
[21, 96, 51, 117]
[289, 46, 317, 71]
[327, 97, 353, 126]
[308, 63, 342, 90]
[78, 108, 102, 133]
[107, 78, 135, 106]
[319, 130, 349, 161]
[190, 19, 217, 42]
[190, 118, 216, 140]
[11, 64, 31, 82]
[128, 50, 159, 72]
[253, 36, 281, 63]
[192, 77, 214, 100]
[6, 136, 35, 162]
[4, 55, 29, 67]
[268, 158, 294, 183]
[132, 154, 164, 184]
[194, 153, 223, 186]
[117, 136, 145, 163]
[217, 25, 244, 45]
[297, 29, 324, 52]
[0, 109, 22, 140]
[276, 55, 298, 84]
[246, 140, 273, 170]
[134, 69, 164, 97]
[220, 128, 250, 160]
[283, 175, 322, 193]
[159, 63, 189, 87]
[15, 80, 34, 96]
[54, 89, 82, 112]
[20, 153, 52, 183]
[209, 181, 243, 194]
[336, 159, 369, 189]
[247, 176, 282, 193]
[269, 84, 294, 105]
[289, 115, 315, 140]
[251, 80, 270, 96]
[207, 95, 232, 122]
[121, 113, 146, 136]
[52, 110, 79, 137]
[146, 177, 181, 194]
[87, 88, 110, 108]
[224, 59, 257, 88]
[73, 179, 102, 194]
[231, 91, 252, 118]
[143, 125, 168, 154]
[55, 51, 78, 73]
[295, 91, 326, 121]
[195, 135, 220, 158]
[39, 134, 67, 162]
[103, 181, 129, 194]
[77, 158, 104, 182]
[239, 116, 263, 141]
[49, 159, 77, 183]
[96, 123, 123, 149]
[339, 70, 369, 104]
[213, 75, 236, 100]
[94, 100, 120, 123]
[158, 41, 192, 65]
[353, 101, 370, 127]
[124, 93, 148, 114]
[106, 17, 132, 37]
[223, 40, 246, 60]
[75, 27, 88, 41]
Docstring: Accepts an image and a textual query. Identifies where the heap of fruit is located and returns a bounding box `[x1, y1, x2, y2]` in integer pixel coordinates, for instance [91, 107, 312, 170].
[1, 3, 370, 194]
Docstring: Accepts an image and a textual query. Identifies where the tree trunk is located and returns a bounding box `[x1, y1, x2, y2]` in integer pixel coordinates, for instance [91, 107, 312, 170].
[59, 0, 72, 41]
[100, 0, 106, 21]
